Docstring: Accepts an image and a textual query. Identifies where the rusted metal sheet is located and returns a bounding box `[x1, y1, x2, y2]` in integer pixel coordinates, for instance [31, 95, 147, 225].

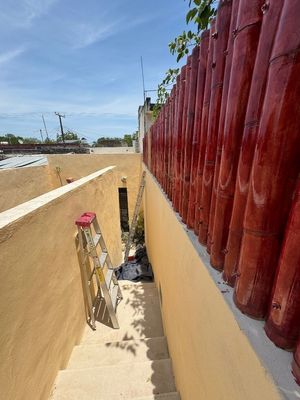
[210, 0, 264, 269]
[234, 0, 300, 318]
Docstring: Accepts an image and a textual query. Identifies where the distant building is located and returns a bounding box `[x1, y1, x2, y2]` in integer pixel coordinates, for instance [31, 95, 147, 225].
[138, 97, 154, 153]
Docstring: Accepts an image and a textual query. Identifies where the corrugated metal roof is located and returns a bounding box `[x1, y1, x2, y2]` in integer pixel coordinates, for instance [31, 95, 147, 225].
[0, 155, 48, 169]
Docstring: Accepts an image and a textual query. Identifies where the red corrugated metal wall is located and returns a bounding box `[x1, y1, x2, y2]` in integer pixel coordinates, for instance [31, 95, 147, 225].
[143, 0, 300, 383]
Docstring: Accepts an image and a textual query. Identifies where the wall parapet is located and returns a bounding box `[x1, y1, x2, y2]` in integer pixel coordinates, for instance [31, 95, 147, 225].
[144, 166, 297, 400]
[0, 166, 115, 229]
[0, 165, 122, 400]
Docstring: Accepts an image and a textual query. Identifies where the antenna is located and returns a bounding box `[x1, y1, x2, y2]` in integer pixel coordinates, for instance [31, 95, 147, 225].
[140, 56, 146, 103]
[42, 115, 49, 141]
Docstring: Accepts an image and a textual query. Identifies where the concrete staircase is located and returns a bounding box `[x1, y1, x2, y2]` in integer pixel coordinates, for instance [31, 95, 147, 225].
[51, 282, 180, 400]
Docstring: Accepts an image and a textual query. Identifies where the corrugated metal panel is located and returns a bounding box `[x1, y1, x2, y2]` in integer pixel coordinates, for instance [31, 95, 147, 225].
[0, 155, 48, 169]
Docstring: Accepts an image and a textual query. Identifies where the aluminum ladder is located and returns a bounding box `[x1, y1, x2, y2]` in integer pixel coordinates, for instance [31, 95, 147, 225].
[124, 171, 146, 263]
[76, 212, 122, 330]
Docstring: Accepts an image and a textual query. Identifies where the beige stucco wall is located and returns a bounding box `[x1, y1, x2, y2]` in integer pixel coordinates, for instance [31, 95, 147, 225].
[0, 165, 52, 213]
[89, 147, 135, 154]
[144, 171, 281, 400]
[47, 154, 142, 221]
[0, 167, 122, 400]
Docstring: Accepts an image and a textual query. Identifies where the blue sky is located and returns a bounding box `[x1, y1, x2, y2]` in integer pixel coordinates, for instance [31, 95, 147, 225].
[0, 0, 189, 142]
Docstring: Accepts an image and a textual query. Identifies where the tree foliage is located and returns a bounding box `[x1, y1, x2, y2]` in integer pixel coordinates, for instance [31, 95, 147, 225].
[93, 134, 134, 147]
[154, 0, 217, 117]
[57, 130, 79, 142]
[123, 134, 133, 147]
[0, 134, 41, 144]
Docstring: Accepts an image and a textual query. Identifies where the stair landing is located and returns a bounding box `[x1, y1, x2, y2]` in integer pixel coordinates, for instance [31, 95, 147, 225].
[50, 281, 180, 400]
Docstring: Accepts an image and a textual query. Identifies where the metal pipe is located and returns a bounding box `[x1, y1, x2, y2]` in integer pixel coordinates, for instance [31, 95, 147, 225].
[181, 46, 200, 224]
[171, 74, 181, 205]
[292, 339, 300, 385]
[264, 179, 300, 349]
[223, 0, 284, 285]
[198, 0, 233, 250]
[196, 19, 216, 244]
[164, 98, 169, 192]
[207, 0, 240, 252]
[169, 84, 177, 202]
[173, 67, 187, 212]
[210, 0, 264, 269]
[179, 56, 192, 217]
[187, 30, 210, 231]
[234, 0, 300, 318]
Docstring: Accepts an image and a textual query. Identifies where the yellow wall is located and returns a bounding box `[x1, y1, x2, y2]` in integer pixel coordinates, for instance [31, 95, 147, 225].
[47, 154, 142, 220]
[0, 168, 122, 400]
[144, 171, 281, 400]
[0, 165, 52, 212]
[0, 154, 141, 220]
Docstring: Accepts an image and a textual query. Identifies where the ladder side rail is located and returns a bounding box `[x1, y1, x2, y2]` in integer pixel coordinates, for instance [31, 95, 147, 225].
[124, 172, 146, 262]
[77, 213, 122, 330]
[84, 227, 103, 291]
[77, 227, 96, 330]
[86, 223, 122, 328]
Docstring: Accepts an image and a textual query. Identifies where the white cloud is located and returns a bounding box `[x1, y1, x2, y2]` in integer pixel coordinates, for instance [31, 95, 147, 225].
[0, 47, 26, 66]
[70, 15, 153, 50]
[72, 21, 121, 49]
[0, 0, 58, 28]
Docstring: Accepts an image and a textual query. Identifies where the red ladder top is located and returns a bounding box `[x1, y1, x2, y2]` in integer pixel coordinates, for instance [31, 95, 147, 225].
[75, 212, 96, 227]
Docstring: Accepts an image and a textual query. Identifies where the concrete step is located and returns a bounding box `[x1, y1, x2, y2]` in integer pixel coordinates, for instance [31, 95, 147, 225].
[67, 337, 169, 369]
[52, 358, 176, 400]
[82, 281, 164, 344]
[133, 393, 180, 400]
[118, 281, 157, 290]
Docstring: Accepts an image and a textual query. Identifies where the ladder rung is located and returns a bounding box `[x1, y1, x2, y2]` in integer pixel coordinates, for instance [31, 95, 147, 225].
[88, 267, 95, 283]
[99, 252, 108, 267]
[111, 284, 119, 310]
[105, 268, 113, 288]
[93, 233, 101, 246]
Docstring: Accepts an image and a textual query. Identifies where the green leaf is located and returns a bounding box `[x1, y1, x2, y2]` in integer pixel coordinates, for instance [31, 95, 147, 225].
[186, 7, 197, 24]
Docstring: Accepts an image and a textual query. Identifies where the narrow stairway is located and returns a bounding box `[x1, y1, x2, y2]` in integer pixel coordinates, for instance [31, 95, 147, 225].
[51, 282, 180, 400]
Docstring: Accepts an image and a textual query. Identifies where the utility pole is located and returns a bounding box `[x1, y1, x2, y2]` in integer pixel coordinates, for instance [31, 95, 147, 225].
[55, 112, 66, 145]
[42, 115, 49, 141]
[39, 129, 44, 142]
